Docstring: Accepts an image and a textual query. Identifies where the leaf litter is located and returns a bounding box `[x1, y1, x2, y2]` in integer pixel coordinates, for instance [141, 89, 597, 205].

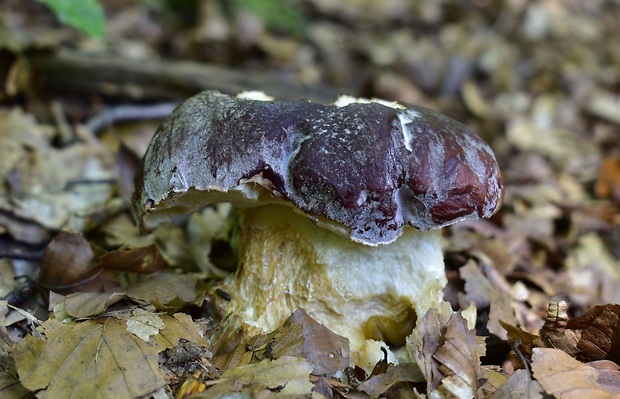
[2, 0, 620, 398]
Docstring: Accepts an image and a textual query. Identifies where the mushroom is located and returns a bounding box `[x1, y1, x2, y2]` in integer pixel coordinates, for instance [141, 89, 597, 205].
[132, 90, 504, 357]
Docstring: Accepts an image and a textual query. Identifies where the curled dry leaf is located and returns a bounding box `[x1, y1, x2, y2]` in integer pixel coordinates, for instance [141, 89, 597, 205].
[413, 305, 483, 398]
[565, 303, 620, 363]
[39, 231, 117, 293]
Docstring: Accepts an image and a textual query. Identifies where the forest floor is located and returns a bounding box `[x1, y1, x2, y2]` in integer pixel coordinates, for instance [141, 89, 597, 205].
[1, 1, 620, 398]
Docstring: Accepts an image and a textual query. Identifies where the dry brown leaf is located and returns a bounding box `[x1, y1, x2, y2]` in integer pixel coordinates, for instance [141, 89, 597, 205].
[459, 260, 517, 340]
[215, 309, 348, 377]
[433, 312, 483, 398]
[413, 304, 483, 398]
[197, 356, 314, 398]
[39, 231, 96, 289]
[565, 234, 620, 305]
[147, 313, 209, 352]
[62, 272, 199, 318]
[0, 336, 30, 399]
[595, 155, 620, 203]
[412, 303, 453, 393]
[285, 308, 349, 376]
[487, 369, 543, 399]
[0, 109, 118, 232]
[566, 303, 620, 363]
[95, 244, 166, 273]
[10, 318, 165, 399]
[357, 362, 424, 398]
[531, 348, 618, 399]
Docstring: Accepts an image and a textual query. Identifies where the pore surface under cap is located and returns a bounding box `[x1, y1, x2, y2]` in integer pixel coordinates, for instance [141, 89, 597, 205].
[133, 91, 504, 245]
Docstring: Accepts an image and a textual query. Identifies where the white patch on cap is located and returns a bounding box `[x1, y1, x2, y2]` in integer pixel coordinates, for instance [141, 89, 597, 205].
[235, 91, 275, 101]
[333, 95, 406, 110]
[397, 109, 422, 152]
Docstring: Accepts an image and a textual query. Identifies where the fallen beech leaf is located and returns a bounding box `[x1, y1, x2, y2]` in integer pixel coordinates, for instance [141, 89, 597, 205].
[286, 308, 349, 376]
[39, 231, 96, 288]
[199, 356, 314, 398]
[0, 109, 117, 232]
[412, 304, 483, 397]
[532, 348, 618, 399]
[566, 303, 620, 363]
[595, 155, 620, 203]
[488, 369, 543, 399]
[433, 312, 483, 398]
[95, 244, 165, 273]
[11, 318, 165, 399]
[589, 360, 620, 393]
[120, 308, 165, 342]
[0, 337, 30, 399]
[412, 303, 453, 393]
[357, 362, 424, 397]
[217, 309, 349, 377]
[459, 259, 517, 340]
[63, 273, 199, 318]
[565, 234, 620, 305]
[63, 291, 128, 319]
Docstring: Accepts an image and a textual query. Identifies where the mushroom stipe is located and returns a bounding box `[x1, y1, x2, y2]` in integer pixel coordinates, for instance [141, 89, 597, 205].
[132, 90, 504, 365]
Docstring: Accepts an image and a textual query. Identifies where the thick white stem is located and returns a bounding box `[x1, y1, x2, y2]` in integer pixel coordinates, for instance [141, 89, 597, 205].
[215, 204, 447, 352]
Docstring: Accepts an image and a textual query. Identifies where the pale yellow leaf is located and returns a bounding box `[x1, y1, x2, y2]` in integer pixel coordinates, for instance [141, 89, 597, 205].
[149, 313, 209, 352]
[122, 308, 165, 342]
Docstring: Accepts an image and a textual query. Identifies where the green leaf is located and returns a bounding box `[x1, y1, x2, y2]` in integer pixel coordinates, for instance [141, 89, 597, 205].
[37, 0, 106, 39]
[230, 0, 306, 38]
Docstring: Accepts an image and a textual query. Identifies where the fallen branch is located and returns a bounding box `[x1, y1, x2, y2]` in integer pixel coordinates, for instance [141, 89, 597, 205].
[29, 49, 344, 104]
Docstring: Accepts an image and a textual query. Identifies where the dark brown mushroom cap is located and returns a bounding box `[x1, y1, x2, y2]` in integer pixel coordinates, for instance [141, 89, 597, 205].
[133, 91, 504, 245]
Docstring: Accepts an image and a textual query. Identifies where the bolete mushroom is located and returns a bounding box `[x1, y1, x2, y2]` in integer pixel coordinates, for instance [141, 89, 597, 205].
[132, 90, 504, 357]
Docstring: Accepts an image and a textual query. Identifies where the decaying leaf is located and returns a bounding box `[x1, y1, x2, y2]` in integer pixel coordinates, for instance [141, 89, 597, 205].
[10, 318, 165, 399]
[565, 234, 620, 306]
[0, 336, 30, 399]
[198, 356, 314, 398]
[213, 308, 349, 379]
[502, 301, 620, 370]
[9, 310, 208, 399]
[459, 259, 517, 340]
[61, 272, 199, 318]
[412, 304, 484, 398]
[488, 369, 543, 399]
[595, 155, 620, 203]
[95, 244, 166, 274]
[39, 231, 97, 289]
[357, 362, 424, 397]
[532, 348, 619, 399]
[0, 109, 118, 232]
[565, 303, 620, 363]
